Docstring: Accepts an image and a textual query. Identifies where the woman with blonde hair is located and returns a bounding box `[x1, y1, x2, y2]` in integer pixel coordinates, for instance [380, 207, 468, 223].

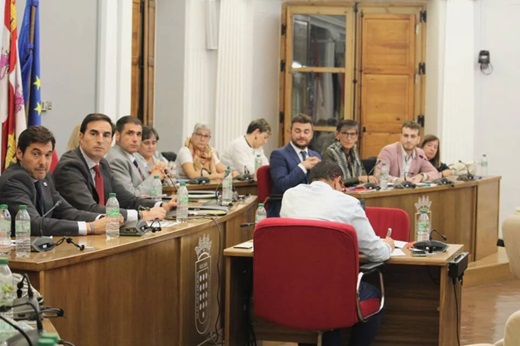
[176, 123, 238, 180]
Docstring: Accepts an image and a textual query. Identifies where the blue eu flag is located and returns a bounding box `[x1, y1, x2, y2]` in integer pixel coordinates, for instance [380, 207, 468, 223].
[18, 0, 42, 126]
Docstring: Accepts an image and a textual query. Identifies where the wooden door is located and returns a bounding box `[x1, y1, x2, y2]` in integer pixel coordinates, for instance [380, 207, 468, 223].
[357, 7, 425, 157]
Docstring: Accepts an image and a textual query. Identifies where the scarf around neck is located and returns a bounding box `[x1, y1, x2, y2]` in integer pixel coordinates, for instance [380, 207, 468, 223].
[327, 141, 366, 180]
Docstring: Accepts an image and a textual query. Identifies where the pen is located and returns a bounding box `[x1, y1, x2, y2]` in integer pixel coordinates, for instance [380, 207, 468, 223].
[386, 227, 392, 238]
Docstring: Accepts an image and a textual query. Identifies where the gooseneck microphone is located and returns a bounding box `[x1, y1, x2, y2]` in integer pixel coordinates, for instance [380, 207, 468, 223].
[31, 200, 62, 252]
[430, 228, 448, 241]
[457, 160, 474, 181]
[361, 159, 381, 190]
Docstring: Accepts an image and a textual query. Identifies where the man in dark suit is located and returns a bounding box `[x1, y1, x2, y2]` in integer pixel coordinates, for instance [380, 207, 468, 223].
[268, 114, 321, 217]
[53, 113, 175, 221]
[0, 126, 109, 236]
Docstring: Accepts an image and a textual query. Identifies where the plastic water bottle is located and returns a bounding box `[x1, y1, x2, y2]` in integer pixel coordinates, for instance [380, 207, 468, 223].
[481, 154, 488, 176]
[177, 182, 189, 223]
[105, 193, 120, 239]
[15, 205, 31, 258]
[379, 161, 389, 190]
[151, 175, 163, 201]
[255, 203, 267, 223]
[416, 209, 430, 242]
[254, 155, 262, 179]
[0, 206, 11, 256]
[222, 167, 233, 205]
[0, 258, 15, 340]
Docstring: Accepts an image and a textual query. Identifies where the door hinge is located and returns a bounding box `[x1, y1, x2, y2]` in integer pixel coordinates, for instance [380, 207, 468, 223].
[281, 24, 286, 36]
[420, 10, 427, 23]
[354, 2, 359, 14]
[417, 115, 425, 127]
[280, 60, 285, 72]
[418, 62, 426, 75]
[279, 111, 284, 124]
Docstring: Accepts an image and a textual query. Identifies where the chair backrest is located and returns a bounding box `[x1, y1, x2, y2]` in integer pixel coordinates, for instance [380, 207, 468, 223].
[49, 150, 59, 173]
[503, 213, 520, 279]
[365, 206, 410, 241]
[253, 218, 360, 330]
[256, 165, 272, 205]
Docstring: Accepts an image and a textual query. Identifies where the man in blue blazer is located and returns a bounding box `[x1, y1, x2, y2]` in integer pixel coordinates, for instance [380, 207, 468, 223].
[268, 114, 321, 217]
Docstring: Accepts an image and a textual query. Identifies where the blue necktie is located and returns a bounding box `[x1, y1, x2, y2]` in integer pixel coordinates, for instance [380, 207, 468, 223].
[301, 151, 307, 161]
[35, 181, 45, 215]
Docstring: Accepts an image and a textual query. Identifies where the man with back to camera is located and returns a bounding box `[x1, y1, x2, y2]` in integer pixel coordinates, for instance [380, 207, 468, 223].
[53, 113, 176, 221]
[280, 160, 395, 346]
[105, 115, 168, 196]
[268, 114, 321, 217]
[0, 126, 112, 236]
[375, 120, 441, 184]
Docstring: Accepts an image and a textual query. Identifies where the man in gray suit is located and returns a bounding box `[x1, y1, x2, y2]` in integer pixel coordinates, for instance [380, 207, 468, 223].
[53, 113, 175, 221]
[0, 126, 109, 236]
[105, 116, 167, 196]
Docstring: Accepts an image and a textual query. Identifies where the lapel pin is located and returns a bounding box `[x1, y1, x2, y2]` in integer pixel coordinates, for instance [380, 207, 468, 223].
[43, 182, 48, 187]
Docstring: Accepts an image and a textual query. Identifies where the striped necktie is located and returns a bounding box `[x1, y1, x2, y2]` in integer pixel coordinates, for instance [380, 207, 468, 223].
[133, 160, 146, 180]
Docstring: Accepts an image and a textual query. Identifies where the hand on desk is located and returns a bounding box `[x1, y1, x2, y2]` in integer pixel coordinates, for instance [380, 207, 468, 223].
[143, 207, 167, 221]
[358, 175, 378, 184]
[384, 237, 395, 252]
[90, 215, 124, 235]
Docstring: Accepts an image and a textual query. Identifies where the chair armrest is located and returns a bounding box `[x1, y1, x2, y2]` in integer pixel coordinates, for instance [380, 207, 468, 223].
[356, 263, 385, 322]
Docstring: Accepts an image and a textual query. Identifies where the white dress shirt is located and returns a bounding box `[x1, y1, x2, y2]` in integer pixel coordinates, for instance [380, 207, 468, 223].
[220, 136, 269, 174]
[280, 181, 392, 262]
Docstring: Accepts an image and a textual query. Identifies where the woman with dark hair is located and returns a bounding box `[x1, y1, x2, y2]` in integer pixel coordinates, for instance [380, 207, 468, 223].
[136, 126, 169, 178]
[322, 119, 377, 186]
[419, 134, 453, 177]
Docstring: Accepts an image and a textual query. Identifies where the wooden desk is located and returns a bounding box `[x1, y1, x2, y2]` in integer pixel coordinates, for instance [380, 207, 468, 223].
[8, 197, 256, 346]
[224, 244, 464, 346]
[347, 176, 500, 261]
[163, 179, 257, 197]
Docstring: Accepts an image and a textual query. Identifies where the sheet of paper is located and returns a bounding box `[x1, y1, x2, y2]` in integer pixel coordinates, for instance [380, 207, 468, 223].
[394, 240, 408, 249]
[391, 248, 406, 257]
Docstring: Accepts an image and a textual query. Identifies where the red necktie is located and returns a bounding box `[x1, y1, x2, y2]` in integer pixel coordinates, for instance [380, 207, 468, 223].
[93, 165, 105, 206]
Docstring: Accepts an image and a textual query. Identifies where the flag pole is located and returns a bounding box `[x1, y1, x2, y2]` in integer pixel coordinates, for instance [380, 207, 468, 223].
[24, 3, 36, 121]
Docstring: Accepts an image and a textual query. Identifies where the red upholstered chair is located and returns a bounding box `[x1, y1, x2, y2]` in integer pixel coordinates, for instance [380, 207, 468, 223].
[256, 165, 282, 210]
[49, 150, 59, 173]
[365, 206, 410, 241]
[253, 218, 384, 344]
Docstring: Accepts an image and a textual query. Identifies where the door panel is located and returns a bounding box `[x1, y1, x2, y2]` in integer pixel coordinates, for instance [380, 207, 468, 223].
[359, 13, 417, 158]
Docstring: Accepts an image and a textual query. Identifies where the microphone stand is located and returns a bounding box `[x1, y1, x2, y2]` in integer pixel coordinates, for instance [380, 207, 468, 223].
[31, 200, 63, 252]
[457, 160, 474, 181]
[430, 228, 448, 241]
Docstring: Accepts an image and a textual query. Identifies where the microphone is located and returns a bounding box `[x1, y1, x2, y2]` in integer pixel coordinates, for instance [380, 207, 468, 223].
[361, 159, 381, 190]
[430, 228, 448, 241]
[31, 200, 63, 252]
[457, 160, 474, 181]
[394, 172, 416, 189]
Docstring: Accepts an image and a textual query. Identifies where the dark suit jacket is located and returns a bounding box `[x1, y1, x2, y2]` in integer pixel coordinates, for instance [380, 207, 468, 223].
[0, 163, 99, 236]
[268, 144, 321, 217]
[53, 148, 156, 219]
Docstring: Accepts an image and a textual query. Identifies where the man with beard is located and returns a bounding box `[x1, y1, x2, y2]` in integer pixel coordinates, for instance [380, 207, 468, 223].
[0, 126, 110, 236]
[268, 114, 321, 217]
[375, 120, 441, 184]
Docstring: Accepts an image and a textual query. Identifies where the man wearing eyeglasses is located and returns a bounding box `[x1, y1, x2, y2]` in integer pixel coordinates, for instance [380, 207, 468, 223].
[105, 115, 167, 196]
[280, 160, 394, 346]
[375, 120, 441, 184]
[269, 114, 321, 217]
[54, 113, 175, 222]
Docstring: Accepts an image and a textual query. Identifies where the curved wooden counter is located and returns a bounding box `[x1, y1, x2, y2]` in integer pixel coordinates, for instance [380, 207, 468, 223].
[8, 196, 257, 346]
[347, 176, 501, 261]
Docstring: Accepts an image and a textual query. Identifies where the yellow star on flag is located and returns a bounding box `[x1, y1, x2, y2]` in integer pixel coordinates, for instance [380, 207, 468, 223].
[33, 76, 41, 89]
[34, 102, 42, 115]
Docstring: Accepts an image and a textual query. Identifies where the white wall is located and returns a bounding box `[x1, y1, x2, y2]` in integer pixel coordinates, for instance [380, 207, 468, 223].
[474, 0, 520, 227]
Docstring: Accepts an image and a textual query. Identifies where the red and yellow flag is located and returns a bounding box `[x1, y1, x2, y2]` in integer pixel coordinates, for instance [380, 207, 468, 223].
[0, 0, 27, 172]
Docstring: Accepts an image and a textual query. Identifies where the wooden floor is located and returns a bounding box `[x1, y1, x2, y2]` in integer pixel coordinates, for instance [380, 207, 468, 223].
[259, 278, 520, 346]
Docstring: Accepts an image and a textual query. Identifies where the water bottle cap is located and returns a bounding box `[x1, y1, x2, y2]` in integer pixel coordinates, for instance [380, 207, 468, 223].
[37, 339, 56, 346]
[180, 182, 186, 186]
[19, 205, 27, 210]
[154, 175, 160, 179]
[0, 204, 7, 209]
[420, 209, 428, 214]
[109, 193, 116, 198]
[0, 258, 8, 265]
[258, 203, 264, 207]
[40, 333, 60, 342]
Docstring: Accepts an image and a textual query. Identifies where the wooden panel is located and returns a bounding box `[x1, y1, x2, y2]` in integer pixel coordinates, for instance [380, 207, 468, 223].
[8, 197, 258, 346]
[359, 13, 416, 157]
[131, 0, 141, 116]
[224, 245, 464, 346]
[475, 178, 500, 260]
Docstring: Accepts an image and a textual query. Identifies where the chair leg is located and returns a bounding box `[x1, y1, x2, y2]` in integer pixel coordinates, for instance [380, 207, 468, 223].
[317, 331, 323, 346]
